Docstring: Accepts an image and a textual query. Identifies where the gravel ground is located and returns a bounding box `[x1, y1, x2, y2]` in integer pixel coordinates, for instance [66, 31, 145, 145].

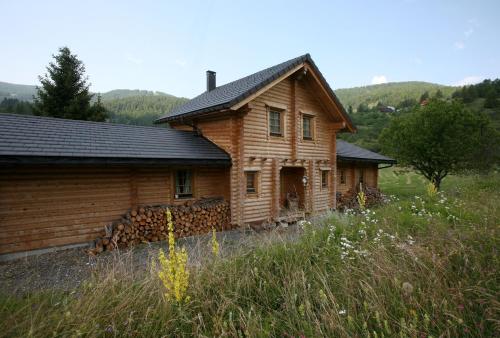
[0, 225, 302, 295]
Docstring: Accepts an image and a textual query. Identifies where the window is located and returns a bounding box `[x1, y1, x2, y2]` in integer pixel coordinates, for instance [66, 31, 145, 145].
[269, 109, 282, 136]
[321, 170, 329, 189]
[358, 168, 364, 185]
[246, 171, 258, 194]
[175, 170, 193, 199]
[303, 115, 313, 140]
[340, 169, 346, 184]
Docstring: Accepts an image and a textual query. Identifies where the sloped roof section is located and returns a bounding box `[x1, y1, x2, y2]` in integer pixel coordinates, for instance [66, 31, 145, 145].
[156, 54, 353, 129]
[0, 114, 230, 165]
[337, 140, 396, 164]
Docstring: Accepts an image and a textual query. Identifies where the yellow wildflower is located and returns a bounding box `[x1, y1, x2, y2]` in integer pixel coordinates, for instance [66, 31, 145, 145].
[211, 227, 219, 257]
[158, 209, 190, 303]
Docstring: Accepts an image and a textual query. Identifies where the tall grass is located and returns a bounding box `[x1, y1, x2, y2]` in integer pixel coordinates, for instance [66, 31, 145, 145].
[0, 173, 499, 337]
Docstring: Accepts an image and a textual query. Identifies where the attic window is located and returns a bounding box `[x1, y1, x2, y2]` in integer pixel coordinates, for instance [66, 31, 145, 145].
[269, 108, 283, 136]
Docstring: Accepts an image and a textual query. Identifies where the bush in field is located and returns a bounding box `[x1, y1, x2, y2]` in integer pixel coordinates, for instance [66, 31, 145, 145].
[380, 99, 499, 189]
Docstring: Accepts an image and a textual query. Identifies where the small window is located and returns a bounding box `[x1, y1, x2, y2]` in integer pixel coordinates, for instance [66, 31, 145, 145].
[269, 109, 282, 136]
[303, 115, 313, 140]
[246, 171, 258, 194]
[321, 170, 329, 189]
[340, 169, 346, 184]
[175, 170, 193, 199]
[358, 168, 364, 185]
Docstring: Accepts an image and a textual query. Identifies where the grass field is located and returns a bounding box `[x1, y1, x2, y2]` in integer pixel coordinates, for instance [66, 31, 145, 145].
[378, 166, 461, 198]
[0, 171, 499, 337]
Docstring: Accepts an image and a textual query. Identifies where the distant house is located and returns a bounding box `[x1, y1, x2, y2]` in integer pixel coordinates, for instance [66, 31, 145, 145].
[0, 54, 395, 257]
[378, 105, 396, 113]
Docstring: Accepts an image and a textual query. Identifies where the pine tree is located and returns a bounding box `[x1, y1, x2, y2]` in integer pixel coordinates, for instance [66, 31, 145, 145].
[89, 94, 108, 121]
[33, 47, 107, 121]
[419, 91, 429, 103]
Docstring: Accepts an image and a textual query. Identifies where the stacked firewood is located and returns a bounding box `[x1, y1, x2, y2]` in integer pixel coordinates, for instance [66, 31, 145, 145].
[337, 186, 384, 210]
[88, 198, 232, 255]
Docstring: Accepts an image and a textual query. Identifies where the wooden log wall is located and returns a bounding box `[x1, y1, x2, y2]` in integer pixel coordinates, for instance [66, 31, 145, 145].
[336, 163, 379, 196]
[171, 66, 352, 226]
[0, 165, 230, 255]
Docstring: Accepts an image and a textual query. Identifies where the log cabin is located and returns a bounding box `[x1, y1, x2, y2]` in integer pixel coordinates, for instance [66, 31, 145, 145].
[0, 54, 395, 258]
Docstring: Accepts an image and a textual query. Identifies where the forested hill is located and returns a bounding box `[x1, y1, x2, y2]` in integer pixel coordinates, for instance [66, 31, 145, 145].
[335, 81, 456, 111]
[104, 94, 188, 125]
[0, 82, 189, 125]
[0, 82, 37, 102]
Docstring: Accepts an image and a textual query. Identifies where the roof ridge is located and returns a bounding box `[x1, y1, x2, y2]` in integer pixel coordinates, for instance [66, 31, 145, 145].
[209, 54, 310, 91]
[156, 54, 312, 123]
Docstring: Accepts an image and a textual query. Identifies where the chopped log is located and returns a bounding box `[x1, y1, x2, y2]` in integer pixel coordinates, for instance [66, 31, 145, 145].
[90, 197, 232, 255]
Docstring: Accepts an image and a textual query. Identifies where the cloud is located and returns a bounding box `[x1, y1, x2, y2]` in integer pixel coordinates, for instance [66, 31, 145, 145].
[175, 59, 187, 67]
[453, 76, 483, 86]
[467, 18, 478, 26]
[464, 28, 474, 38]
[126, 54, 143, 65]
[454, 41, 465, 50]
[371, 75, 388, 85]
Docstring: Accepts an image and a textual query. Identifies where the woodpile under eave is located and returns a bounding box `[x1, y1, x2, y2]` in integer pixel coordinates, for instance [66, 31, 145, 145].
[89, 197, 232, 255]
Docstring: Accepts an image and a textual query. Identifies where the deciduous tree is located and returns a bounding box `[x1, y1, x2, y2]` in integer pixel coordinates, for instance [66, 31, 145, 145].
[379, 99, 498, 189]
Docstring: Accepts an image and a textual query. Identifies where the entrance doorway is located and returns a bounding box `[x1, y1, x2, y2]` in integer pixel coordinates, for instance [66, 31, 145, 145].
[280, 167, 305, 211]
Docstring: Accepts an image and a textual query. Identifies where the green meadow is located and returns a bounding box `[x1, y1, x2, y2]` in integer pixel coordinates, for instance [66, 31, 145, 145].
[1, 170, 498, 337]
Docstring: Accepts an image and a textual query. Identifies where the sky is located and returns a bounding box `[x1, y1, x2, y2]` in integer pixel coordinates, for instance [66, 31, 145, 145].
[1, 0, 500, 98]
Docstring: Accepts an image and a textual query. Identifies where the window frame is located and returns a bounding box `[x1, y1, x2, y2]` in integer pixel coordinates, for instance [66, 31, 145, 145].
[245, 170, 259, 196]
[268, 106, 285, 137]
[340, 169, 346, 185]
[358, 168, 364, 185]
[174, 169, 194, 199]
[321, 169, 329, 190]
[302, 114, 314, 140]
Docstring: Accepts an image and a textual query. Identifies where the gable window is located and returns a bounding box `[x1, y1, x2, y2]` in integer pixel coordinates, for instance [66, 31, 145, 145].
[175, 170, 193, 199]
[321, 170, 329, 189]
[246, 171, 258, 194]
[269, 109, 283, 136]
[303, 115, 313, 140]
[340, 169, 346, 184]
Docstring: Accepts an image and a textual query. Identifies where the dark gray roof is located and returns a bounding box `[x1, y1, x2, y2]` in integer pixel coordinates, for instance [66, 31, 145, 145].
[337, 140, 396, 164]
[0, 114, 230, 165]
[156, 54, 354, 130]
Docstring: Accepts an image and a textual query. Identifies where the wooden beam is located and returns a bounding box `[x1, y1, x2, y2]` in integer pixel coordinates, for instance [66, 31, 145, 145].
[291, 78, 298, 160]
[304, 64, 355, 133]
[271, 158, 280, 220]
[331, 121, 346, 130]
[230, 64, 305, 111]
[129, 168, 138, 209]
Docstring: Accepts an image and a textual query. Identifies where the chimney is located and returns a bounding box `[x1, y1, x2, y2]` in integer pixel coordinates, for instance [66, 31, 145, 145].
[206, 70, 216, 91]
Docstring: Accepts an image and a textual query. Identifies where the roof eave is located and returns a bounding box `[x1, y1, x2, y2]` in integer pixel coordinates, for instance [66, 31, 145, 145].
[0, 155, 232, 167]
[337, 156, 397, 164]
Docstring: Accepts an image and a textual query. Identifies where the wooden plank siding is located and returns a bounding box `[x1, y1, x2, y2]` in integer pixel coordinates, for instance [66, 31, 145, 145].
[0, 165, 229, 254]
